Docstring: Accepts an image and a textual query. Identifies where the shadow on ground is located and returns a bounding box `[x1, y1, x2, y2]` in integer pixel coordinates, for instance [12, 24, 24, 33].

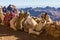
[0, 24, 60, 40]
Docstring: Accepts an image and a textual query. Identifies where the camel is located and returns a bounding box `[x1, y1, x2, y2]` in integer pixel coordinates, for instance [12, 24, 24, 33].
[22, 11, 50, 35]
[9, 12, 20, 31]
[40, 12, 60, 37]
[23, 12, 40, 35]
[9, 16, 17, 30]
[9, 10, 25, 31]
[0, 6, 5, 25]
[32, 12, 53, 33]
[33, 12, 53, 35]
[15, 10, 25, 30]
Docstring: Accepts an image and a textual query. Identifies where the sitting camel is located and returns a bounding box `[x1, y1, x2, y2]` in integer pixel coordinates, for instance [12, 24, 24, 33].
[9, 12, 20, 31]
[9, 10, 25, 31]
[23, 11, 49, 35]
[41, 12, 60, 37]
[33, 12, 53, 35]
[16, 10, 25, 30]
[23, 11, 40, 35]
[34, 12, 53, 33]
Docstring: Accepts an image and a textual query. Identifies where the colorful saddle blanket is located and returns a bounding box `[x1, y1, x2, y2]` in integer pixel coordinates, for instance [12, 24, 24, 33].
[4, 13, 13, 26]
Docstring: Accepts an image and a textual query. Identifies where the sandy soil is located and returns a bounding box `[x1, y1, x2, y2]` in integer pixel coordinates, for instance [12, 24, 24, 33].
[0, 24, 60, 40]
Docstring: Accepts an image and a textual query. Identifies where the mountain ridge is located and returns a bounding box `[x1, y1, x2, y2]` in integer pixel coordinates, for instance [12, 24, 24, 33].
[19, 6, 60, 21]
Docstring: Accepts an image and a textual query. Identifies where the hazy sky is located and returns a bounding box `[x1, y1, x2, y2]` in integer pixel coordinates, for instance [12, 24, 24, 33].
[0, 0, 60, 8]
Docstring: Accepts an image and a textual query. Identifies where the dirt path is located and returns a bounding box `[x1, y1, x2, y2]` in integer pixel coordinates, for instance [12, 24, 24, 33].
[0, 25, 60, 40]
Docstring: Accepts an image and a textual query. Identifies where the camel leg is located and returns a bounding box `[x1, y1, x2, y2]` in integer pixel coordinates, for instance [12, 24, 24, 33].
[28, 28, 40, 35]
[9, 17, 17, 31]
[19, 21, 23, 30]
[23, 24, 29, 32]
[19, 18, 25, 30]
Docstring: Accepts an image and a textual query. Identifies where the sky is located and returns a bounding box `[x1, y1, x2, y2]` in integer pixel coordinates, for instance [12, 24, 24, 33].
[0, 0, 60, 8]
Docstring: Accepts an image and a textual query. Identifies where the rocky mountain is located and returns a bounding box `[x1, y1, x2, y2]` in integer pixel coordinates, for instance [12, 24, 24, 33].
[19, 6, 60, 21]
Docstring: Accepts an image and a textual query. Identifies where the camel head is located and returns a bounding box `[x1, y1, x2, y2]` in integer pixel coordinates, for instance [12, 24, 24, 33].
[24, 11, 30, 17]
[0, 6, 2, 12]
[40, 12, 53, 24]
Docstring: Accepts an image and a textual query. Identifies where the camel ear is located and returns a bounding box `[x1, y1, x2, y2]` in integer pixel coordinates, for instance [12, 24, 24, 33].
[44, 12, 47, 16]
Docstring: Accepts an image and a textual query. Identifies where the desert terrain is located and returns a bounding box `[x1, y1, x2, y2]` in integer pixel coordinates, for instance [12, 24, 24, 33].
[0, 24, 60, 40]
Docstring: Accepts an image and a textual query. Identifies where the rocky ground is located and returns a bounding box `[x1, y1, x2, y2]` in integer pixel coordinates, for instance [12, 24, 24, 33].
[0, 24, 60, 40]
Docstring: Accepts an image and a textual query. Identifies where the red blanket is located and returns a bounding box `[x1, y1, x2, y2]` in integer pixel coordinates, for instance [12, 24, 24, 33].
[4, 13, 13, 26]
